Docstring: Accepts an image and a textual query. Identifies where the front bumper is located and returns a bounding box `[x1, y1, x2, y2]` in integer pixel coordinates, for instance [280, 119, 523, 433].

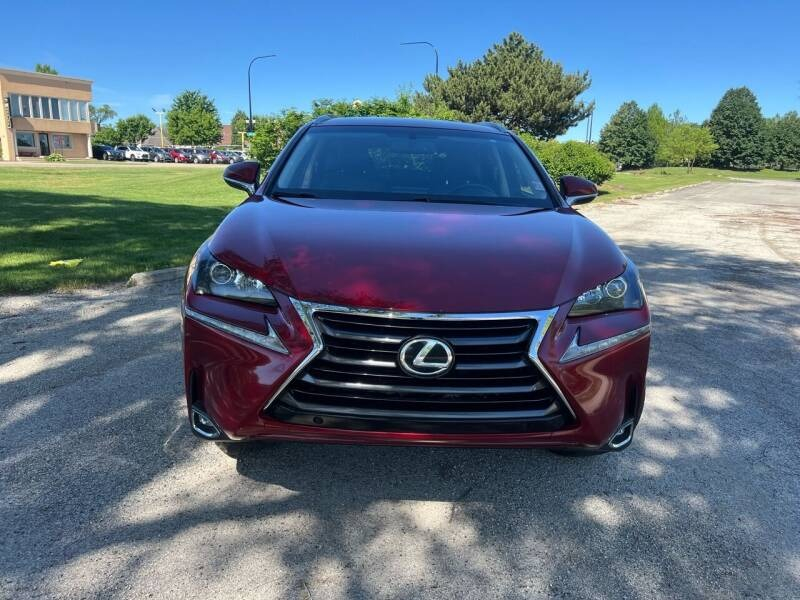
[182, 289, 650, 449]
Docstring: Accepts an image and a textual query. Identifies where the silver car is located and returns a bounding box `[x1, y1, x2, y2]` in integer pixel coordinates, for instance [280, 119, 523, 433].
[189, 148, 210, 164]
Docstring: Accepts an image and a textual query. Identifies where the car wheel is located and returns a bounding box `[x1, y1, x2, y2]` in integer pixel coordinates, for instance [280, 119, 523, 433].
[103, 152, 110, 160]
[193, 157, 199, 164]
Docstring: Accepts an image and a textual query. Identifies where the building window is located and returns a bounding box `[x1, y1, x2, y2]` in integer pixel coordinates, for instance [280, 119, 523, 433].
[16, 131, 35, 148]
[52, 134, 72, 149]
[7, 94, 89, 122]
[9, 94, 22, 117]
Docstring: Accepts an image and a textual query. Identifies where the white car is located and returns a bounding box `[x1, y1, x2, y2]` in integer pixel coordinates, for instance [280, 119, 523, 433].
[115, 145, 150, 161]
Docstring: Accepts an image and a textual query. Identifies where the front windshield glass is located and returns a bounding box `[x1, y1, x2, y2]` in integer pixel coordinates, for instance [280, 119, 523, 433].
[273, 125, 554, 207]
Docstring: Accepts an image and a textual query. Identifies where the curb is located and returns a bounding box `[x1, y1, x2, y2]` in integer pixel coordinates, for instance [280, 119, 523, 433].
[127, 266, 185, 287]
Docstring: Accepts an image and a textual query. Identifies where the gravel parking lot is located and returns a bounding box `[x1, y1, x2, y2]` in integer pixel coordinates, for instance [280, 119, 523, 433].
[2, 179, 799, 599]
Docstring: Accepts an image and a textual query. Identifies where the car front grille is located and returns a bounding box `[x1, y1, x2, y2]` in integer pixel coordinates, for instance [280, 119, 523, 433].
[268, 309, 572, 434]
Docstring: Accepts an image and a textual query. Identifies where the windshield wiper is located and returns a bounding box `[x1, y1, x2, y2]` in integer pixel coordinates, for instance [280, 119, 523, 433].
[271, 191, 318, 199]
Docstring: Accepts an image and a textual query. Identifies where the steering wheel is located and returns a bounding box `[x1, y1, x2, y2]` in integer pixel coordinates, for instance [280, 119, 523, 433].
[449, 183, 496, 196]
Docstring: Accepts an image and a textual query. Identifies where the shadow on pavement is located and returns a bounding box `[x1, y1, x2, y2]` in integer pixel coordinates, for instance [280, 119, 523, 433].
[1, 234, 799, 597]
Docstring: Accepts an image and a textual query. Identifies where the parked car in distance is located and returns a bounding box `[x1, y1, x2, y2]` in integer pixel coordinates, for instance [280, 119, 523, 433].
[92, 144, 124, 161]
[210, 149, 231, 164]
[226, 151, 244, 163]
[116, 145, 150, 161]
[149, 148, 173, 162]
[182, 117, 652, 458]
[189, 148, 211, 164]
[169, 148, 191, 163]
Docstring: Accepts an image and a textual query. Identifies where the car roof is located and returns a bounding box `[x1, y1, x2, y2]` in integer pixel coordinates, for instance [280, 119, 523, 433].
[312, 116, 508, 134]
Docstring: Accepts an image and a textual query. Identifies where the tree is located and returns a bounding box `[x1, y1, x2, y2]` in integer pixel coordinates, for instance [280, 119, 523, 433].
[422, 32, 593, 138]
[35, 63, 58, 74]
[89, 104, 117, 128]
[646, 104, 669, 149]
[598, 101, 657, 169]
[660, 124, 718, 171]
[92, 126, 121, 146]
[167, 90, 222, 146]
[231, 109, 248, 146]
[116, 114, 155, 144]
[708, 87, 765, 169]
[764, 111, 800, 170]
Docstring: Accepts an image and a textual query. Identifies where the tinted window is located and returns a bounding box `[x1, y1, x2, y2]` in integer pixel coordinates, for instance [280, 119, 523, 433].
[274, 125, 553, 207]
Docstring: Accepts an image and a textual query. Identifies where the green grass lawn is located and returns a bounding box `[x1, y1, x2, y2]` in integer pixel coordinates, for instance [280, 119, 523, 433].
[598, 166, 799, 202]
[1, 164, 798, 295]
[0, 166, 242, 294]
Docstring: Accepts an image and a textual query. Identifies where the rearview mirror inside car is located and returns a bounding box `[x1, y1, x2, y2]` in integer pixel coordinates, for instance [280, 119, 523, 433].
[223, 161, 261, 195]
[559, 175, 598, 206]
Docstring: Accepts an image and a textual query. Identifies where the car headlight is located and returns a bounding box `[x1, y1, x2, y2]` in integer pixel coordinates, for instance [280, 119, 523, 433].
[191, 246, 277, 306]
[568, 263, 644, 317]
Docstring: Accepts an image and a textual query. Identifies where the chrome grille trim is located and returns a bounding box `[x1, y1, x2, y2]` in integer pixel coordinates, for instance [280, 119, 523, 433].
[261, 300, 576, 420]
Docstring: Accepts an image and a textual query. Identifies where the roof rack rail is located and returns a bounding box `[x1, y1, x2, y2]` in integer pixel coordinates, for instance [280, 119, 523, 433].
[476, 121, 507, 132]
[310, 114, 334, 125]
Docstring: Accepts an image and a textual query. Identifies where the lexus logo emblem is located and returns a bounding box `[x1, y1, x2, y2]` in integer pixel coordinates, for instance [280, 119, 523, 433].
[398, 337, 454, 377]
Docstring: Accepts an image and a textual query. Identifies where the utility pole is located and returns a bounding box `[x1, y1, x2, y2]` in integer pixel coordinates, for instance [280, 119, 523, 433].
[248, 54, 277, 133]
[585, 110, 594, 144]
[152, 108, 166, 146]
[400, 41, 439, 77]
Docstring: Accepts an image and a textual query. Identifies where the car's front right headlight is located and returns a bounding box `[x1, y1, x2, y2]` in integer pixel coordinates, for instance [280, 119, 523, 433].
[568, 263, 645, 317]
[191, 246, 277, 306]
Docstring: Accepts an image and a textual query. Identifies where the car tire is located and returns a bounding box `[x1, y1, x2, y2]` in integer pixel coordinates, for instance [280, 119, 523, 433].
[215, 442, 245, 459]
[193, 157, 199, 164]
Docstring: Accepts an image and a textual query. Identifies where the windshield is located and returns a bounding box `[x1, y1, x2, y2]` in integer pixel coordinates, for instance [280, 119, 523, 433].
[272, 125, 554, 207]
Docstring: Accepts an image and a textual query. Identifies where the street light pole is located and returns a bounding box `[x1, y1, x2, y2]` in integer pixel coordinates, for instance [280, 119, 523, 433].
[400, 41, 439, 77]
[248, 54, 277, 132]
[152, 108, 166, 147]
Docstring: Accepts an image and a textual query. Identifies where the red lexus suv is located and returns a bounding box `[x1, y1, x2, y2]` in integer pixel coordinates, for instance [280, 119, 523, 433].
[182, 117, 651, 457]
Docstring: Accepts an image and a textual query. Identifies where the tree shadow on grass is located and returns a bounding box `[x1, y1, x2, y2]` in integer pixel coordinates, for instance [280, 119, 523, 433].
[0, 189, 236, 294]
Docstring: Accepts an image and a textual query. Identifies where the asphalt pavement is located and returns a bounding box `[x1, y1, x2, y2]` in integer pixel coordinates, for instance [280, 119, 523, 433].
[1, 179, 799, 599]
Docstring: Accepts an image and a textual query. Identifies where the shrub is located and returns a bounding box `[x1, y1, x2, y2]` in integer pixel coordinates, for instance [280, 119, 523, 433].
[45, 153, 65, 162]
[249, 109, 310, 167]
[520, 135, 615, 185]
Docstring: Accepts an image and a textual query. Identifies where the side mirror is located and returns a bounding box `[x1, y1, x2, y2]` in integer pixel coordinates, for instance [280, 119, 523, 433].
[223, 160, 261, 195]
[559, 175, 598, 206]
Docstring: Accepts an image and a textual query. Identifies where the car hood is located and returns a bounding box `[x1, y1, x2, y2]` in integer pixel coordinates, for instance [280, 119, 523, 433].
[209, 198, 626, 313]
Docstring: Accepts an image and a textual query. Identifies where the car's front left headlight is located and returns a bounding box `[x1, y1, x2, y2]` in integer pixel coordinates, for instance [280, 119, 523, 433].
[569, 263, 645, 317]
[191, 246, 277, 306]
